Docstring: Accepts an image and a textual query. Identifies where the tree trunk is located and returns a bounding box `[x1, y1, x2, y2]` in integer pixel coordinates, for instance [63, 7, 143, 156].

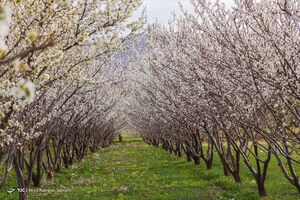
[233, 171, 241, 183]
[32, 149, 43, 187]
[257, 179, 267, 196]
[186, 150, 192, 162]
[0, 147, 14, 189]
[13, 156, 27, 200]
[206, 158, 213, 169]
[193, 155, 200, 165]
[177, 143, 182, 157]
[219, 157, 229, 176]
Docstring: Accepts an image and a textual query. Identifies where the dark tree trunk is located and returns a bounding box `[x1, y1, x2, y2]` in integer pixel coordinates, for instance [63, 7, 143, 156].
[13, 156, 27, 200]
[206, 160, 213, 169]
[295, 182, 300, 193]
[32, 149, 43, 187]
[186, 149, 192, 162]
[233, 171, 241, 183]
[176, 143, 182, 157]
[257, 179, 267, 196]
[219, 156, 229, 176]
[207, 141, 213, 169]
[233, 151, 241, 183]
[193, 155, 200, 165]
[0, 146, 14, 189]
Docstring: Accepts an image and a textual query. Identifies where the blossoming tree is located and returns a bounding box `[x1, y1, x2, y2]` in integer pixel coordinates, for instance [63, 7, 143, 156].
[127, 0, 300, 197]
[0, 1, 143, 200]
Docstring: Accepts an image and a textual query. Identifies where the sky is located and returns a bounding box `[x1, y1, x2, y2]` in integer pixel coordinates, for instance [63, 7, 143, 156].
[134, 0, 235, 24]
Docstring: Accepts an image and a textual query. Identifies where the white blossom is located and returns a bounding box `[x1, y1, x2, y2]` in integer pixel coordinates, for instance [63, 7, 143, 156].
[10, 79, 36, 103]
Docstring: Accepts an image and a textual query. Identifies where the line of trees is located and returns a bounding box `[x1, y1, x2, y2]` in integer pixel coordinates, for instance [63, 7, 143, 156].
[0, 1, 143, 200]
[127, 0, 300, 197]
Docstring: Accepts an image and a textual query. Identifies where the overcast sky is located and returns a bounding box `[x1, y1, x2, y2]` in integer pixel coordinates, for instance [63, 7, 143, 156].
[134, 0, 235, 24]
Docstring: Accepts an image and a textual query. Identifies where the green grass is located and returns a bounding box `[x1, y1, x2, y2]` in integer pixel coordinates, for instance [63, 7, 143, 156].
[1, 136, 299, 200]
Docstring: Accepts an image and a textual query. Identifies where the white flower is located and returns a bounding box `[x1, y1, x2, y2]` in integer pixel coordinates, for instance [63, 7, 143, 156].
[33, 132, 42, 137]
[0, 39, 8, 58]
[19, 63, 31, 72]
[0, 4, 12, 37]
[0, 4, 11, 59]
[27, 29, 39, 42]
[40, 73, 51, 82]
[0, 111, 4, 118]
[10, 79, 36, 103]
[12, 58, 21, 72]
[6, 135, 13, 144]
[0, 4, 11, 21]
[0, 39, 7, 51]
[0, 21, 10, 37]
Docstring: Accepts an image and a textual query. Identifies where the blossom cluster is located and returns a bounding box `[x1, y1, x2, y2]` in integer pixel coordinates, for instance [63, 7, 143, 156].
[127, 0, 300, 196]
[0, 0, 143, 196]
[0, 4, 11, 58]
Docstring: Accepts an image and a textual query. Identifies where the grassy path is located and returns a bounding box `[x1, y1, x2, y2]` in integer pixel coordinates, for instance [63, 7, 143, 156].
[2, 136, 300, 200]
